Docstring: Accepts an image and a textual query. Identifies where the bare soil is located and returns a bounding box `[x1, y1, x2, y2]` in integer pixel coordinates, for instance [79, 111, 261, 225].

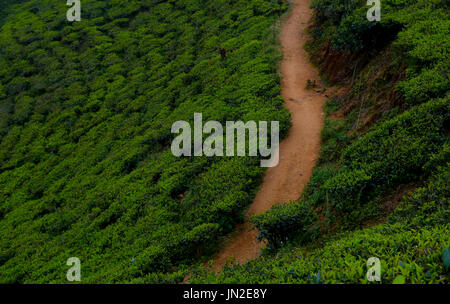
[211, 0, 328, 270]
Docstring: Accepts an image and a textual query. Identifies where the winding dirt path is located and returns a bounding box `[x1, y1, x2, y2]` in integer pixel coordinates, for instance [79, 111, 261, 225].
[212, 0, 327, 270]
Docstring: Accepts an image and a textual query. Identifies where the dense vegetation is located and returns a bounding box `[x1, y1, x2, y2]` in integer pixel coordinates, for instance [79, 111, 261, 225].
[192, 0, 449, 283]
[1, 0, 448, 284]
[0, 0, 290, 283]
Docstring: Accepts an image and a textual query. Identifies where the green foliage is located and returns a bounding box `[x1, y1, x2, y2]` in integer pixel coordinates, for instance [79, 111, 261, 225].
[311, 0, 449, 106]
[263, 96, 448, 237]
[443, 248, 450, 270]
[324, 97, 449, 215]
[193, 222, 449, 283]
[0, 0, 289, 283]
[251, 201, 318, 248]
[388, 160, 449, 228]
[201, 0, 450, 284]
[0, 0, 448, 284]
[318, 116, 351, 164]
[192, 166, 450, 283]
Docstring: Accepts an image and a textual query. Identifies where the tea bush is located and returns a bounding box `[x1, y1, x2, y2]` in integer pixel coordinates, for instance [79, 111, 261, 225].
[325, 97, 449, 212]
[251, 201, 318, 248]
[192, 166, 449, 283]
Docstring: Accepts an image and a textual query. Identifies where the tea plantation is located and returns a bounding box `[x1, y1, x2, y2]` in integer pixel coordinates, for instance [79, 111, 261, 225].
[0, 0, 290, 283]
[192, 0, 449, 284]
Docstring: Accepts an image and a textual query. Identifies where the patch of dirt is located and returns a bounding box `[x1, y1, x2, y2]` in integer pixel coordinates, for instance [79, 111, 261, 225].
[211, 0, 328, 271]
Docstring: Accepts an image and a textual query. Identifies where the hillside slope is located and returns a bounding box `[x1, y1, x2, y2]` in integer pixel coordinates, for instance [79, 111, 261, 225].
[212, 0, 327, 270]
[192, 0, 449, 284]
[0, 0, 290, 283]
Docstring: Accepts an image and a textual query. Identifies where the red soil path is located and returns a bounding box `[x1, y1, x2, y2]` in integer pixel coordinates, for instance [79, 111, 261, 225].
[212, 0, 327, 271]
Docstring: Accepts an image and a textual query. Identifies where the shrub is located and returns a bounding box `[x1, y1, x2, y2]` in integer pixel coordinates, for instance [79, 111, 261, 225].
[323, 97, 449, 214]
[251, 201, 318, 248]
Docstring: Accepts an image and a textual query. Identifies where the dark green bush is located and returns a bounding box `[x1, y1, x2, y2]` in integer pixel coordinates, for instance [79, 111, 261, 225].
[324, 97, 449, 213]
[389, 162, 450, 228]
[251, 201, 318, 248]
[192, 222, 449, 284]
[192, 164, 450, 284]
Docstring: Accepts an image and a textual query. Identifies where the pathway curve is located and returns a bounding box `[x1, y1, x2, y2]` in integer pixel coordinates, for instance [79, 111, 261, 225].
[212, 0, 327, 270]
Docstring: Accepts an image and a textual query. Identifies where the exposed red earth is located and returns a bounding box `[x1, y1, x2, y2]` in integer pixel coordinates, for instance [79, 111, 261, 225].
[212, 0, 328, 271]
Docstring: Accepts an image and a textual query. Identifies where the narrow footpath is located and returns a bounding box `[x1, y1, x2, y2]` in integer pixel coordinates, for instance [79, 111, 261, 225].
[212, 0, 328, 270]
